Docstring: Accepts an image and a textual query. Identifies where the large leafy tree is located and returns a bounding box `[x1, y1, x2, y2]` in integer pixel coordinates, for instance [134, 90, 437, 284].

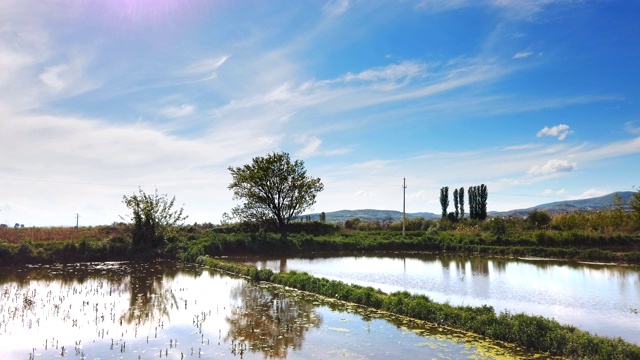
[121, 187, 187, 248]
[228, 152, 324, 233]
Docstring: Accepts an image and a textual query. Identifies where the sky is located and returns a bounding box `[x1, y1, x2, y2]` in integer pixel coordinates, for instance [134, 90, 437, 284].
[1, 0, 640, 227]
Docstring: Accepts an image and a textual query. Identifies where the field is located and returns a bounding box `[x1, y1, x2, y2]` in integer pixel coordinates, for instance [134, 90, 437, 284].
[0, 225, 127, 244]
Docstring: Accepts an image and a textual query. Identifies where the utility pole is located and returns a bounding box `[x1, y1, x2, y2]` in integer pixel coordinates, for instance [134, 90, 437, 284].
[402, 177, 407, 236]
[75, 213, 80, 229]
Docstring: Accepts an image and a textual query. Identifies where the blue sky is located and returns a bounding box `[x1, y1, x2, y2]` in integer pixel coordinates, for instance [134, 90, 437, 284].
[1, 0, 640, 226]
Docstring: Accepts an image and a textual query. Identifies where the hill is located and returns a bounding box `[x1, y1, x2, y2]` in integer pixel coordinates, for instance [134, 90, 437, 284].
[304, 191, 635, 222]
[303, 209, 439, 223]
[491, 191, 634, 217]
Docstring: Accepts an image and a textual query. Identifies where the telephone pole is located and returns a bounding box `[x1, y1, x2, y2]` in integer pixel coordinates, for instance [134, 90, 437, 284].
[402, 177, 407, 236]
[75, 213, 80, 228]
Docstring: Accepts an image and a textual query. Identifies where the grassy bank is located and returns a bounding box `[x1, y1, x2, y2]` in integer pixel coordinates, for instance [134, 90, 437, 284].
[196, 256, 640, 360]
[3, 224, 640, 265]
[174, 228, 640, 264]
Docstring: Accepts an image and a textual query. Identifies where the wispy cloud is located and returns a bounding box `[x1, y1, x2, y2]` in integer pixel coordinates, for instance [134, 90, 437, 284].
[537, 124, 573, 140]
[542, 188, 567, 196]
[503, 144, 538, 151]
[339, 61, 427, 89]
[296, 135, 323, 158]
[625, 121, 640, 135]
[323, 0, 350, 16]
[181, 55, 230, 82]
[512, 51, 533, 59]
[416, 0, 469, 13]
[574, 137, 640, 161]
[160, 104, 196, 118]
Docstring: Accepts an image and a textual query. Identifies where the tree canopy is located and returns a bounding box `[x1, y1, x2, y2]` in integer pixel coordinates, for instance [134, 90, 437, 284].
[228, 152, 324, 233]
[121, 187, 187, 248]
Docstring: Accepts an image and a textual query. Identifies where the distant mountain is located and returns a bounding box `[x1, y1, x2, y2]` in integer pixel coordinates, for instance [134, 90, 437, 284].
[304, 191, 635, 222]
[303, 209, 439, 222]
[490, 191, 635, 217]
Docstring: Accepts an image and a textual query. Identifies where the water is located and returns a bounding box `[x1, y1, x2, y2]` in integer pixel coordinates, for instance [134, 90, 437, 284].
[0, 261, 539, 359]
[235, 253, 640, 345]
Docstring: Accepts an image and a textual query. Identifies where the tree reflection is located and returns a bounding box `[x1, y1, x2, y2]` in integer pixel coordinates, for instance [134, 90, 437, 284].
[120, 262, 203, 326]
[225, 282, 322, 358]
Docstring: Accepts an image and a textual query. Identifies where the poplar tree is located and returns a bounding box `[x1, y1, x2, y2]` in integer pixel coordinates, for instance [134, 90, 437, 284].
[468, 186, 476, 220]
[439, 186, 449, 219]
[479, 184, 488, 220]
[458, 187, 465, 219]
[453, 188, 459, 219]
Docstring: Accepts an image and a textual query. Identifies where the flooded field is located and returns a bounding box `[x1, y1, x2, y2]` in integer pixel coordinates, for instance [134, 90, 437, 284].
[235, 253, 640, 345]
[0, 261, 543, 359]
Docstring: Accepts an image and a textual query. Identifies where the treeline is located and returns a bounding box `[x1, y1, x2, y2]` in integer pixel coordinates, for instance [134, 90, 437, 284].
[196, 256, 640, 359]
[440, 184, 487, 221]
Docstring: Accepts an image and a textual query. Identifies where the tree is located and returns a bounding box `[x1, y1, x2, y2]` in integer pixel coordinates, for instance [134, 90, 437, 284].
[220, 212, 234, 225]
[228, 152, 324, 234]
[439, 186, 449, 218]
[468, 186, 476, 220]
[630, 187, 640, 226]
[344, 217, 361, 230]
[527, 209, 551, 229]
[458, 187, 465, 220]
[467, 184, 488, 220]
[453, 188, 459, 219]
[478, 184, 488, 220]
[319, 212, 326, 223]
[121, 187, 187, 248]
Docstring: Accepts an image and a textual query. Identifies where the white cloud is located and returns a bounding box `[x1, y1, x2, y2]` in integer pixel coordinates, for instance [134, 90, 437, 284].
[490, 0, 571, 19]
[409, 190, 430, 201]
[294, 135, 351, 158]
[341, 61, 426, 86]
[625, 121, 640, 135]
[160, 104, 196, 118]
[537, 124, 573, 140]
[528, 159, 577, 175]
[542, 188, 566, 196]
[181, 55, 230, 82]
[351, 159, 394, 171]
[416, 0, 469, 13]
[503, 144, 537, 151]
[323, 0, 350, 16]
[512, 51, 533, 59]
[574, 188, 610, 200]
[575, 137, 640, 161]
[296, 136, 323, 158]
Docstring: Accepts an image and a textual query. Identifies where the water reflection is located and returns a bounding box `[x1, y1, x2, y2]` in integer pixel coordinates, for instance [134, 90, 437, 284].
[234, 253, 640, 345]
[226, 282, 322, 358]
[123, 263, 180, 325]
[0, 261, 545, 359]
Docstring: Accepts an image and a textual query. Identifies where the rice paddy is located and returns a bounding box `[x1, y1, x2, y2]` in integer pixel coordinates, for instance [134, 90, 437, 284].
[0, 261, 552, 359]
